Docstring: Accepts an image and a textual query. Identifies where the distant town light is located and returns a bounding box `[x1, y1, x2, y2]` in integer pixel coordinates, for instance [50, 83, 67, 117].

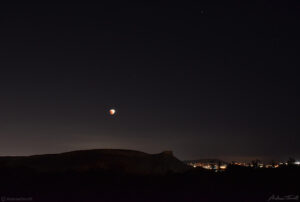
[295, 161, 300, 165]
[203, 165, 211, 169]
[220, 165, 227, 170]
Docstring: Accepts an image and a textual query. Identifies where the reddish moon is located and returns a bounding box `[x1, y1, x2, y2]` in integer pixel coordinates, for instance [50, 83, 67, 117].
[109, 109, 116, 115]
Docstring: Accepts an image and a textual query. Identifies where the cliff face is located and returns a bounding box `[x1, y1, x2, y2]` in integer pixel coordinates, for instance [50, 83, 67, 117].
[0, 149, 190, 175]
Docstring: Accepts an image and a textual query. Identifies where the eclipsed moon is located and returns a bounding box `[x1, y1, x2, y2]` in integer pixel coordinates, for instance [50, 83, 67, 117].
[109, 109, 116, 115]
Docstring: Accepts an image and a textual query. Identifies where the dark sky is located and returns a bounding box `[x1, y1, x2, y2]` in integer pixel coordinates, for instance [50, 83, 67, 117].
[0, 2, 299, 161]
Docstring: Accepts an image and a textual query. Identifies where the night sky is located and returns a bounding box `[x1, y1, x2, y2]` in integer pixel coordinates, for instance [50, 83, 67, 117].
[0, 2, 299, 161]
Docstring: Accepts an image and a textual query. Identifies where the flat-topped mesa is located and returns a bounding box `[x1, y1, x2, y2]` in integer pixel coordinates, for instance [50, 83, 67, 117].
[0, 149, 190, 175]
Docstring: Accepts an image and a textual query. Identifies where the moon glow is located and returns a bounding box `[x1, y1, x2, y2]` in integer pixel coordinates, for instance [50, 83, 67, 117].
[109, 109, 116, 115]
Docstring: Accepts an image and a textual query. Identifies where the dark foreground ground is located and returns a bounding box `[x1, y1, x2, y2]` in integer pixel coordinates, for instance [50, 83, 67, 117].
[0, 166, 299, 202]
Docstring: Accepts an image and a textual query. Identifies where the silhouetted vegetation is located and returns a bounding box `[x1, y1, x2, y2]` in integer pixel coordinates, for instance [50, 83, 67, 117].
[287, 157, 296, 166]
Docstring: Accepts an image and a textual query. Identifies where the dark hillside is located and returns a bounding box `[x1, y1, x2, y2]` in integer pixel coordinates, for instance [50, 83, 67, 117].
[0, 149, 190, 174]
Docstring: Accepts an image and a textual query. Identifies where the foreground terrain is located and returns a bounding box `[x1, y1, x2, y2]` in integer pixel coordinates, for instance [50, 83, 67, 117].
[0, 150, 298, 202]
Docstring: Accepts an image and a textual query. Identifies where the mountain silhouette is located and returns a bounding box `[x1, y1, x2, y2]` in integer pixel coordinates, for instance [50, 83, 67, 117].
[0, 149, 190, 175]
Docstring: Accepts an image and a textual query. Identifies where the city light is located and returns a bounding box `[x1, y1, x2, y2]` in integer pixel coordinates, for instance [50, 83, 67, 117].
[187, 160, 296, 170]
[220, 165, 227, 170]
